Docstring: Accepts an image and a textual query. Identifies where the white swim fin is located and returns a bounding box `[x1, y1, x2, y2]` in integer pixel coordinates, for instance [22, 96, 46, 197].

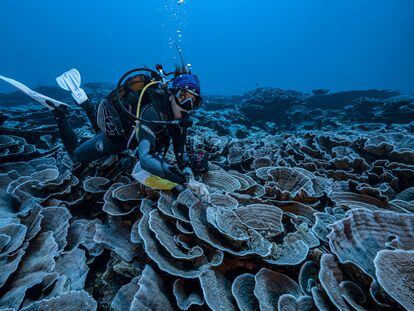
[0, 74, 68, 110]
[56, 68, 88, 104]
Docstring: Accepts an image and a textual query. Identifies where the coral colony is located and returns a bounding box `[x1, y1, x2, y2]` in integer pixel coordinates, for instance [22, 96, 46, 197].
[0, 84, 413, 310]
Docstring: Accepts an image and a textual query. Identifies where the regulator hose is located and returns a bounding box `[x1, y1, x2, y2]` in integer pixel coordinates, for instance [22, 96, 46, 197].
[134, 81, 162, 138]
[115, 68, 161, 121]
[115, 67, 184, 130]
[136, 81, 161, 120]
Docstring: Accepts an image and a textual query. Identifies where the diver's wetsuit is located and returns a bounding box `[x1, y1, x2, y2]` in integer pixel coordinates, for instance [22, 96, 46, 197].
[54, 99, 127, 164]
[137, 100, 189, 184]
[54, 89, 189, 184]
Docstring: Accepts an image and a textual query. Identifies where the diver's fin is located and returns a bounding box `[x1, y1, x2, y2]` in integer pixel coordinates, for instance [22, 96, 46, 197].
[56, 68, 88, 104]
[0, 74, 68, 110]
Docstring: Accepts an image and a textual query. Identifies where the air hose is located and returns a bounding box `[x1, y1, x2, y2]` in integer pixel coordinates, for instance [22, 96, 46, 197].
[116, 68, 161, 121]
[134, 80, 162, 137]
[118, 67, 183, 149]
[136, 81, 161, 120]
[116, 68, 180, 126]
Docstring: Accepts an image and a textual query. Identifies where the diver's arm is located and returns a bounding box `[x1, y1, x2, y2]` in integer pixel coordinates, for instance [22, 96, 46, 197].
[138, 139, 187, 184]
[137, 106, 187, 184]
[172, 126, 191, 170]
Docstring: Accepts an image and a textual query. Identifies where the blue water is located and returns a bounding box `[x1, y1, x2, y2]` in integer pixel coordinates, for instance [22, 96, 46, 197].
[0, 0, 413, 95]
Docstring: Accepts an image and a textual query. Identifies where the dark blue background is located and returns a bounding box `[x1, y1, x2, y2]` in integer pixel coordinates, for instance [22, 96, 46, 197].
[1, 0, 413, 95]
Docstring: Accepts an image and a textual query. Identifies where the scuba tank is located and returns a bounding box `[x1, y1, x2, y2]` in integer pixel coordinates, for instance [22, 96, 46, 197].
[97, 65, 194, 147]
[97, 72, 154, 138]
[96, 67, 174, 140]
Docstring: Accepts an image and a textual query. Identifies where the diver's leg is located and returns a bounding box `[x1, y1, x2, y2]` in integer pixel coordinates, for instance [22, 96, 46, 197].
[73, 133, 126, 164]
[79, 98, 100, 133]
[53, 107, 78, 154]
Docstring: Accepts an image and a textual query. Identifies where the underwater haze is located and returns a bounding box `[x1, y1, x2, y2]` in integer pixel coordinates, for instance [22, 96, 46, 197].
[1, 0, 413, 94]
[1, 1, 414, 311]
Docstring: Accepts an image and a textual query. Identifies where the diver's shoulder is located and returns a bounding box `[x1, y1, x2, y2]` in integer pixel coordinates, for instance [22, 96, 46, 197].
[140, 104, 161, 120]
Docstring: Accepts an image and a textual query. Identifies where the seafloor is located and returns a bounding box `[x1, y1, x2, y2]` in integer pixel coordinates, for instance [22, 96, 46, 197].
[0, 84, 413, 310]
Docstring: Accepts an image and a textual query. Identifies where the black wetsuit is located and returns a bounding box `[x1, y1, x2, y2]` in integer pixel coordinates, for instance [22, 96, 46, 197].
[137, 100, 189, 184]
[55, 89, 189, 184]
[54, 99, 127, 164]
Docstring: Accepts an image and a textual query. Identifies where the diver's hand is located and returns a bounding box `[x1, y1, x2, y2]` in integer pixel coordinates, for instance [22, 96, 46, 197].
[187, 178, 210, 201]
[183, 167, 210, 201]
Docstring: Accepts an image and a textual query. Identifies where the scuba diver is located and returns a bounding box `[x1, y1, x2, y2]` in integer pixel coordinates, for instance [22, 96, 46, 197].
[0, 66, 210, 198]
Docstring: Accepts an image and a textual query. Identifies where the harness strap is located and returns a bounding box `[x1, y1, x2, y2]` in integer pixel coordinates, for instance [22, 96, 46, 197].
[127, 120, 139, 149]
[127, 104, 166, 150]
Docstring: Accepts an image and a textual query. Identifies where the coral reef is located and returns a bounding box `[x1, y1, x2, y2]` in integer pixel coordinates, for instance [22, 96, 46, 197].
[0, 85, 413, 310]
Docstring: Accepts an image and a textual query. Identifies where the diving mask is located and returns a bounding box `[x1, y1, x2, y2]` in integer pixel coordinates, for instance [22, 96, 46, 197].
[175, 89, 203, 111]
